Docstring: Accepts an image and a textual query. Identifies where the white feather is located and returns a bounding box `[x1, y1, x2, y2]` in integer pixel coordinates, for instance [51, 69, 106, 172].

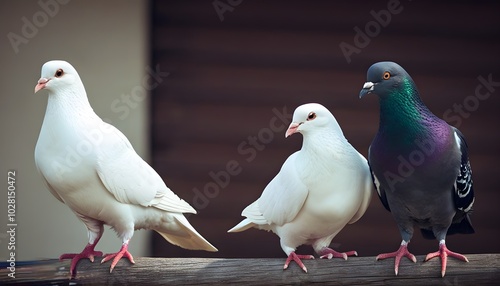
[258, 152, 309, 226]
[228, 103, 373, 256]
[95, 123, 196, 214]
[34, 60, 217, 254]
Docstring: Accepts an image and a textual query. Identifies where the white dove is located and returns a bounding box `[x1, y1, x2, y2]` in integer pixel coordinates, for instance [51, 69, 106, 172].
[34, 60, 217, 277]
[228, 103, 373, 272]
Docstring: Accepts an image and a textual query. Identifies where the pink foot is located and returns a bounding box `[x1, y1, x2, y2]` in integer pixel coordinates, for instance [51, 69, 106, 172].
[318, 247, 358, 260]
[424, 241, 468, 277]
[376, 242, 417, 275]
[59, 243, 103, 277]
[283, 252, 315, 273]
[101, 243, 135, 273]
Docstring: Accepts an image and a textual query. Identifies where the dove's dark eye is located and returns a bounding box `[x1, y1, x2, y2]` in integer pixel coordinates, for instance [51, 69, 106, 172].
[55, 69, 64, 78]
[383, 71, 391, 80]
[307, 112, 316, 121]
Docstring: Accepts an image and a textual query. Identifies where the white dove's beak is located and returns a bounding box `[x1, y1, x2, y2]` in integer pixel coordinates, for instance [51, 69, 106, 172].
[285, 122, 301, 138]
[35, 78, 50, 93]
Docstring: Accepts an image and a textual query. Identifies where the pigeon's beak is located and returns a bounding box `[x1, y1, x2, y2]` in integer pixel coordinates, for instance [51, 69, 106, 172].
[285, 122, 301, 138]
[35, 78, 50, 93]
[359, 81, 375, 98]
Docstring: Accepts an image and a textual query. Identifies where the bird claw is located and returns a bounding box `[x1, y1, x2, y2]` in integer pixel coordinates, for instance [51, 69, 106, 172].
[283, 252, 314, 273]
[319, 248, 357, 260]
[376, 244, 416, 276]
[101, 244, 135, 273]
[59, 243, 103, 277]
[424, 242, 468, 277]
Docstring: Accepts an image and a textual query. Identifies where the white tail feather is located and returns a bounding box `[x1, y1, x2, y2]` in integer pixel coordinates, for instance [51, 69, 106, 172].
[155, 214, 217, 252]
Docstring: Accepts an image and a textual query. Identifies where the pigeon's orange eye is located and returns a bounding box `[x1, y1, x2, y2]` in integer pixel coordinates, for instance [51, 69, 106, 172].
[55, 69, 64, 77]
[307, 112, 316, 121]
[383, 71, 391, 80]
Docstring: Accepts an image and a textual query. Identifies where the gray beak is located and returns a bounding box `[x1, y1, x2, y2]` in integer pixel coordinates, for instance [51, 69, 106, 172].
[359, 82, 375, 98]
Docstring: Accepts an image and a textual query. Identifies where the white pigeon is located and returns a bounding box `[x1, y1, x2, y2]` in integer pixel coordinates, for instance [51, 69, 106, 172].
[228, 103, 373, 272]
[34, 60, 217, 277]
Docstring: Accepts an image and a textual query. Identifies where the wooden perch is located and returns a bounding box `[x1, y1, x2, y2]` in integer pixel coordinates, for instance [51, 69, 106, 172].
[1, 254, 499, 285]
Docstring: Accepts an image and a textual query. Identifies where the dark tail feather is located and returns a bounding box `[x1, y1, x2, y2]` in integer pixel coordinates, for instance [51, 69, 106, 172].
[420, 228, 436, 240]
[420, 215, 475, 240]
[447, 215, 475, 236]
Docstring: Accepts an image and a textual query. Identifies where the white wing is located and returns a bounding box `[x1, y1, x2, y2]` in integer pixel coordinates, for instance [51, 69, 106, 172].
[347, 151, 374, 224]
[255, 152, 309, 226]
[95, 122, 195, 214]
[36, 166, 64, 203]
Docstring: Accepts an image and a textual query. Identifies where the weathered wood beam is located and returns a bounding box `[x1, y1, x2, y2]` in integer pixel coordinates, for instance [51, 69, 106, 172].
[1, 254, 499, 285]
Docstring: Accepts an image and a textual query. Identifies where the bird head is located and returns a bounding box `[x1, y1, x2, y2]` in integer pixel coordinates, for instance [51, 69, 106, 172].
[35, 60, 81, 94]
[359, 61, 413, 99]
[285, 103, 338, 138]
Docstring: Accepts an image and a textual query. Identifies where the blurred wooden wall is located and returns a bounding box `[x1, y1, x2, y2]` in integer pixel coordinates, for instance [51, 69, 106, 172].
[149, 0, 500, 259]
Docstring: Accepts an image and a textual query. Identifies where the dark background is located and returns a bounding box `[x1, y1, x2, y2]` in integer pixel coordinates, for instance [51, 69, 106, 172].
[149, 0, 500, 259]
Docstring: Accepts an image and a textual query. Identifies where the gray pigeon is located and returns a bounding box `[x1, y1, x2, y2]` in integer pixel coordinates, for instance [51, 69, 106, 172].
[359, 61, 475, 277]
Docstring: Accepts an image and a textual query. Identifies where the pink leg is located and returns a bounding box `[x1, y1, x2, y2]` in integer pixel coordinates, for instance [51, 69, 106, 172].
[59, 242, 103, 277]
[318, 247, 358, 260]
[424, 240, 468, 277]
[101, 242, 135, 273]
[283, 252, 315, 273]
[376, 241, 417, 275]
